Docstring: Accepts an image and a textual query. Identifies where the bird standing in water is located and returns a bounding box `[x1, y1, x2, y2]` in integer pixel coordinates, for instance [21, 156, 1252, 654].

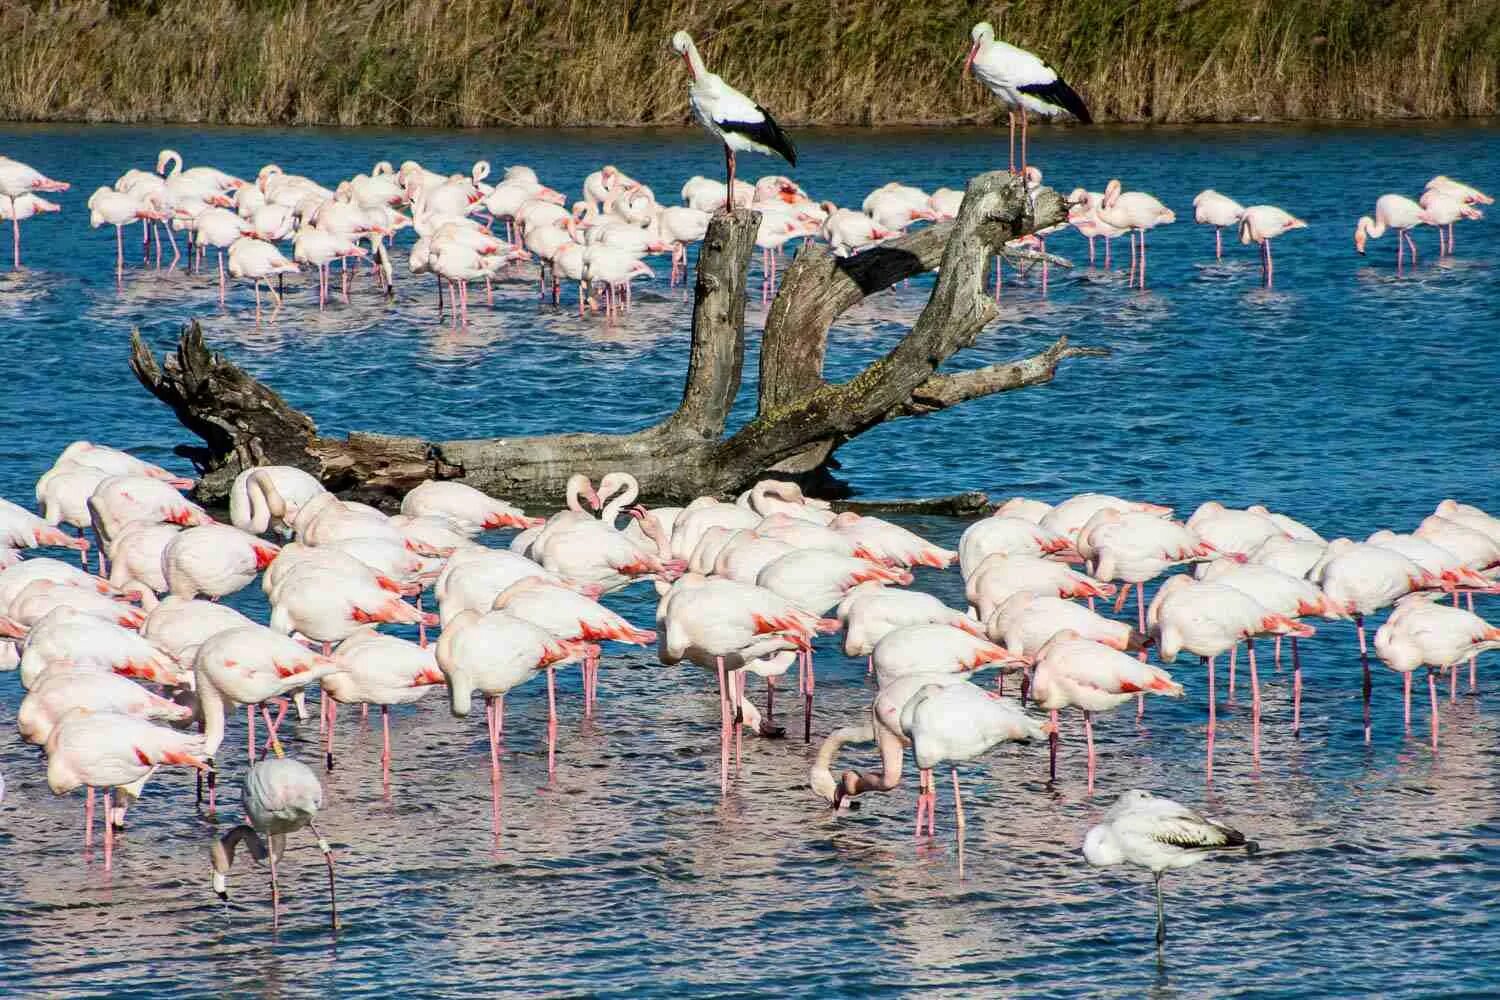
[1083, 789, 1256, 950]
[672, 31, 797, 213]
[210, 755, 339, 931]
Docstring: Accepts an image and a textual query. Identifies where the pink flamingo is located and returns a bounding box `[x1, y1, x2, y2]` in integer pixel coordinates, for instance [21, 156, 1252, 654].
[1098, 179, 1176, 289]
[1150, 575, 1315, 776]
[1354, 194, 1435, 270]
[1238, 205, 1308, 287]
[1030, 629, 1183, 791]
[45, 711, 209, 870]
[658, 574, 837, 791]
[1375, 595, 1500, 749]
[436, 610, 594, 835]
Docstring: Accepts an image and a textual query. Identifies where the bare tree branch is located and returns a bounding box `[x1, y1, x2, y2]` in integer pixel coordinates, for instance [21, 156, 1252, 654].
[891, 336, 1111, 417]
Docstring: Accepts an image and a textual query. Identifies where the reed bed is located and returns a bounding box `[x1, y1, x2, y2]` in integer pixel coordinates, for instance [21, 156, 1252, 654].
[0, 0, 1495, 126]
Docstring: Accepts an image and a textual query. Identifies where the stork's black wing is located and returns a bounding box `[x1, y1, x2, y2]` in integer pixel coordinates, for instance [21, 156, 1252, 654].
[1019, 76, 1092, 124]
[723, 105, 798, 166]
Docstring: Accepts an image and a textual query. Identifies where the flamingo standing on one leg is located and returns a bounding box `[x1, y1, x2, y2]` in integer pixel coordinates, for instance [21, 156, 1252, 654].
[0, 157, 70, 268]
[1193, 190, 1245, 262]
[1083, 789, 1256, 952]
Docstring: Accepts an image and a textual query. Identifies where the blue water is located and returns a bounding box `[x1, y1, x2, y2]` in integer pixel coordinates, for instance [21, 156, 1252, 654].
[1, 122, 1499, 997]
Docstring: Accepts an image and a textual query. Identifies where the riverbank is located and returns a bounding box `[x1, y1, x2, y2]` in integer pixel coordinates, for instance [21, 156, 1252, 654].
[2, 1, 1495, 128]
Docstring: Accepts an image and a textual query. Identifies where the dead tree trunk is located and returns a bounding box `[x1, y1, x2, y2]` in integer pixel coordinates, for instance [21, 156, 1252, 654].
[131, 171, 1107, 508]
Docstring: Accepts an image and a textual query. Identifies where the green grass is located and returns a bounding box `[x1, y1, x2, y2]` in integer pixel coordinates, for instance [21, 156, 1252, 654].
[0, 1, 1494, 126]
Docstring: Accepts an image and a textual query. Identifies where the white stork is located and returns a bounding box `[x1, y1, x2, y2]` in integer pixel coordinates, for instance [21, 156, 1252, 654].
[672, 31, 797, 213]
[964, 21, 1092, 175]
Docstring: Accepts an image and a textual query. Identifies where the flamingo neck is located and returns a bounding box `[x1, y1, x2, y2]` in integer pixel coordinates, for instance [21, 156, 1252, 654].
[214, 824, 269, 873]
[601, 478, 640, 526]
[198, 678, 227, 759]
[810, 722, 876, 803]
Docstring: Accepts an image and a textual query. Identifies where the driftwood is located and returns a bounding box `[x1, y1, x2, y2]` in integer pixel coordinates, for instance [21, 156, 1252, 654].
[131, 171, 1108, 508]
[833, 492, 996, 517]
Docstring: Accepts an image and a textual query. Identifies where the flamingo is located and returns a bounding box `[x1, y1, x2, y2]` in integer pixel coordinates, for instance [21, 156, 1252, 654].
[5, 580, 147, 635]
[293, 226, 367, 310]
[1186, 501, 1287, 558]
[323, 630, 442, 778]
[0, 156, 69, 267]
[959, 515, 1077, 577]
[1098, 179, 1176, 289]
[16, 606, 183, 690]
[672, 31, 797, 212]
[901, 681, 1045, 838]
[964, 552, 1114, 622]
[1354, 194, 1435, 268]
[268, 565, 434, 651]
[100, 520, 181, 604]
[194, 623, 341, 815]
[818, 203, 897, 257]
[1150, 576, 1315, 773]
[1030, 630, 1183, 789]
[840, 584, 986, 666]
[0, 496, 90, 558]
[228, 466, 326, 536]
[658, 574, 838, 790]
[210, 755, 339, 930]
[1375, 595, 1500, 748]
[582, 246, 654, 321]
[1039, 493, 1173, 542]
[45, 710, 210, 870]
[436, 610, 594, 834]
[399, 480, 540, 536]
[1199, 561, 1348, 731]
[0, 557, 123, 612]
[227, 236, 301, 320]
[141, 595, 256, 665]
[964, 22, 1091, 174]
[833, 513, 956, 569]
[19, 668, 192, 745]
[162, 524, 280, 600]
[1067, 188, 1125, 267]
[988, 591, 1146, 658]
[1418, 190, 1482, 256]
[190, 206, 252, 303]
[1083, 789, 1255, 950]
[54, 441, 192, 488]
[1193, 190, 1245, 261]
[1425, 175, 1493, 206]
[1238, 205, 1308, 287]
[493, 576, 656, 729]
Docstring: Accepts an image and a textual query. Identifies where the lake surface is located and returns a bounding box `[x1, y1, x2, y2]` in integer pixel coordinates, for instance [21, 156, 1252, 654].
[1, 121, 1498, 997]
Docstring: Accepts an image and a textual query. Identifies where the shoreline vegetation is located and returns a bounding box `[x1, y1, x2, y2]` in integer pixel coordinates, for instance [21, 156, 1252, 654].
[3, 1, 1496, 128]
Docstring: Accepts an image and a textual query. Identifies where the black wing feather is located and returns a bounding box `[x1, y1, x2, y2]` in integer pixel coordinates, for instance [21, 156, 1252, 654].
[722, 105, 798, 166]
[1018, 77, 1092, 124]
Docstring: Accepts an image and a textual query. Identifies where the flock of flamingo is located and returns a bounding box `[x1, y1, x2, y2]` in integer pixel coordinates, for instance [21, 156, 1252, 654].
[0, 22, 1495, 951]
[3, 441, 1498, 943]
[0, 22, 1487, 334]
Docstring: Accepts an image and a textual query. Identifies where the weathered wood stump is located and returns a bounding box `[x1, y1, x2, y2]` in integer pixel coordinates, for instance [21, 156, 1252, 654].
[132, 172, 1107, 508]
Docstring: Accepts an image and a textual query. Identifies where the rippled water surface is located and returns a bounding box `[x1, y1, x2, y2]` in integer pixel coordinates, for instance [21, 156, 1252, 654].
[1, 122, 1499, 997]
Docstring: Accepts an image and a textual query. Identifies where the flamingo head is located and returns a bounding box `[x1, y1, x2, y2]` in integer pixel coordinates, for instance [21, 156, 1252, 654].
[1102, 179, 1123, 209]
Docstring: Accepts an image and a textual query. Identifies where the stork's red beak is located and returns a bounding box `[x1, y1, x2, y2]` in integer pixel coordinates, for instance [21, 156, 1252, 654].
[963, 42, 979, 76]
[680, 51, 695, 79]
